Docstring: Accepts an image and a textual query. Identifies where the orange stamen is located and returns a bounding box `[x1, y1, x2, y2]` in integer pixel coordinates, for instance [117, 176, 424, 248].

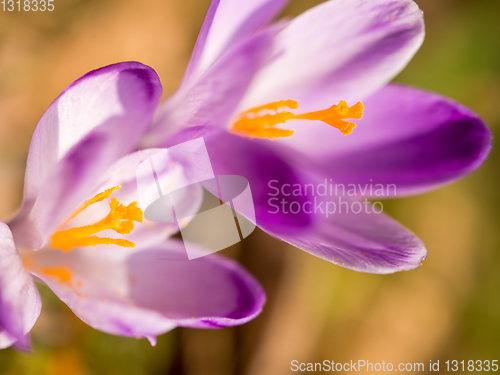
[57, 186, 121, 229]
[41, 267, 73, 286]
[51, 186, 143, 252]
[231, 100, 363, 139]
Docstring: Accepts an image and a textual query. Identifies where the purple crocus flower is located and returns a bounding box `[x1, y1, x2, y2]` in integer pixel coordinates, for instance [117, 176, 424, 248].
[142, 0, 492, 273]
[0, 62, 264, 350]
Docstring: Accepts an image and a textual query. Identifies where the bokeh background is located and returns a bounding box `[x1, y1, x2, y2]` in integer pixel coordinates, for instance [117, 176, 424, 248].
[0, 0, 499, 374]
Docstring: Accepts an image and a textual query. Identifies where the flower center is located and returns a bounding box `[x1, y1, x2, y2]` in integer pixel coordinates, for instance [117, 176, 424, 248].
[230, 100, 364, 139]
[50, 186, 143, 252]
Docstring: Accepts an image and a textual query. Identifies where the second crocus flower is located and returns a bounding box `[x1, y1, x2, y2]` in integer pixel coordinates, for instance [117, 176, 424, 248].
[0, 62, 265, 350]
[141, 0, 492, 274]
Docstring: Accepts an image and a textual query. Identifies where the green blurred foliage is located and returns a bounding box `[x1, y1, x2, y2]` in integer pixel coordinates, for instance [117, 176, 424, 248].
[395, 0, 500, 361]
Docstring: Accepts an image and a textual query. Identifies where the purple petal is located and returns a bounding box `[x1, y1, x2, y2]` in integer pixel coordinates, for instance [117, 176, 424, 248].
[184, 0, 289, 83]
[11, 134, 111, 250]
[147, 26, 278, 145]
[29, 249, 176, 340]
[264, 200, 427, 274]
[0, 332, 17, 350]
[164, 127, 314, 236]
[24, 62, 161, 204]
[239, 0, 424, 111]
[10, 62, 162, 249]
[64, 148, 203, 251]
[291, 84, 492, 196]
[162, 133, 427, 274]
[0, 222, 41, 349]
[26, 239, 265, 339]
[126, 240, 265, 328]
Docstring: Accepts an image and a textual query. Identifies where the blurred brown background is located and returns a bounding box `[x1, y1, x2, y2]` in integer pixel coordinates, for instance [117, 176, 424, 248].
[0, 0, 499, 374]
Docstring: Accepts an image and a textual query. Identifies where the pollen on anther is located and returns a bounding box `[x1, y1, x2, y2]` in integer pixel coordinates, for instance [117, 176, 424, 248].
[231, 99, 363, 139]
[50, 186, 143, 252]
